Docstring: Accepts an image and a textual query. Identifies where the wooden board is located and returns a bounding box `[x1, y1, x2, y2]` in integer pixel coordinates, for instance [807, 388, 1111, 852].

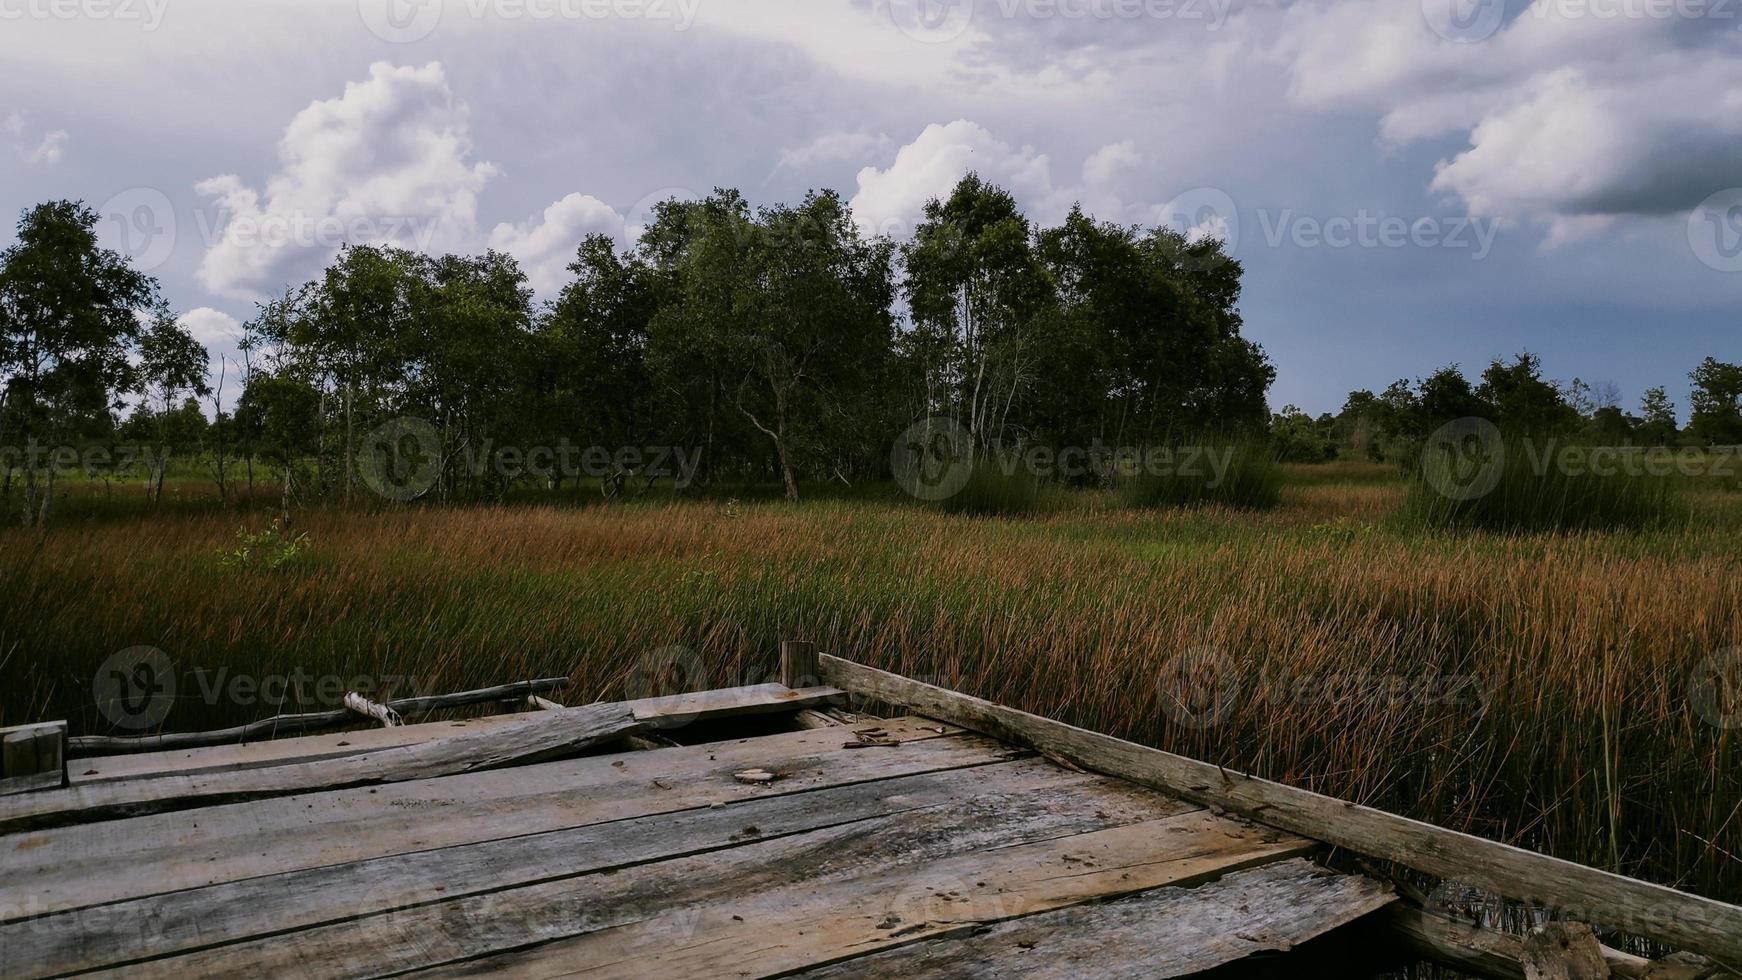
[5, 760, 1149, 976]
[69, 714, 529, 784]
[407, 811, 1316, 979]
[818, 654, 1742, 966]
[85, 772, 1234, 977]
[0, 718, 981, 920]
[0, 703, 641, 833]
[791, 858, 1394, 979]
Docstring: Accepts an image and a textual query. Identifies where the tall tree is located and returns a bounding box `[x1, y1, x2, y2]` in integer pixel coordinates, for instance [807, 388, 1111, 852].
[1638, 386, 1678, 446]
[0, 201, 157, 525]
[136, 309, 211, 503]
[1689, 357, 1742, 446]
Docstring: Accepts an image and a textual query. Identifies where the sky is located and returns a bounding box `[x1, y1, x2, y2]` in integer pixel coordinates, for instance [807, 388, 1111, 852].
[1, 0, 1738, 417]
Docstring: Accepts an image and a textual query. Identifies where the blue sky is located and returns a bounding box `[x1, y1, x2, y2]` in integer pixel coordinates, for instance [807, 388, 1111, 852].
[2, 0, 1738, 416]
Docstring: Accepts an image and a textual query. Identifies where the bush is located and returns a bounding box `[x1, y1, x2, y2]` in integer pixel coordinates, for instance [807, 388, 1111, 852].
[1402, 439, 1686, 533]
[1121, 442, 1283, 511]
[218, 519, 310, 571]
[932, 456, 1043, 516]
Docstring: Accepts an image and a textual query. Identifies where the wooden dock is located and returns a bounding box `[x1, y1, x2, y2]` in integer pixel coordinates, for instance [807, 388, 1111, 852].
[1, 646, 1738, 979]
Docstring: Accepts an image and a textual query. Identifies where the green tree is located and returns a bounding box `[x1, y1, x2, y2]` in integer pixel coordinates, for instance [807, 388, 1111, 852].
[0, 201, 158, 525]
[1638, 386, 1678, 446]
[136, 309, 211, 503]
[1689, 357, 1742, 446]
[1477, 353, 1578, 435]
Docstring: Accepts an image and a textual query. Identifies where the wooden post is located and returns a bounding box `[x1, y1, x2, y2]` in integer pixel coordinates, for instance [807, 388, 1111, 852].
[780, 640, 819, 691]
[0, 721, 68, 796]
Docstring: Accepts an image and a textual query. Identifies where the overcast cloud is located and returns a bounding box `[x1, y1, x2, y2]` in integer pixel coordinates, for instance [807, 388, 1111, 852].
[1, 0, 1737, 414]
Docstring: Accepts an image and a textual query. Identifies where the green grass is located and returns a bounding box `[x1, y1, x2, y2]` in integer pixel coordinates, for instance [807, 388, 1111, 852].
[1120, 442, 1283, 510]
[1403, 439, 1688, 533]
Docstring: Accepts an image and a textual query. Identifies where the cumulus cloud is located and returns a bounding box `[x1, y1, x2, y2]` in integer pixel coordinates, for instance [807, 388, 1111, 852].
[488, 193, 626, 296]
[177, 307, 242, 347]
[847, 121, 1159, 238]
[1275, 0, 1742, 241]
[195, 62, 499, 299]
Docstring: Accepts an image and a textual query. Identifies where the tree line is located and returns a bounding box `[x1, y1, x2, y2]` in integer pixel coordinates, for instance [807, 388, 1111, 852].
[1272, 353, 1742, 464]
[0, 176, 1271, 523]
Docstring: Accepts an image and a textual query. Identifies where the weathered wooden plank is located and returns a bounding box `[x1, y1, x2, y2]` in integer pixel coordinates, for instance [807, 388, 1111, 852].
[406, 811, 1316, 980]
[1381, 907, 1727, 980]
[790, 858, 1393, 979]
[66, 678, 573, 756]
[0, 703, 641, 833]
[5, 759, 1148, 977]
[1522, 923, 1611, 980]
[628, 683, 842, 729]
[96, 777, 1231, 978]
[0, 722, 66, 796]
[69, 714, 529, 785]
[818, 655, 1742, 966]
[0, 717, 989, 920]
[66, 684, 841, 786]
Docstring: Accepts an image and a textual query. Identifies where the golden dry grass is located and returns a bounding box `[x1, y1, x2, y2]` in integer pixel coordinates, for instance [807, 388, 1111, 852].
[1, 474, 1739, 901]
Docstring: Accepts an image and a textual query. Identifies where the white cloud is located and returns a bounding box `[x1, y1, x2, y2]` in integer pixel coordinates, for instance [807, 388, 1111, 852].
[1274, 1, 1742, 238]
[848, 123, 1163, 238]
[27, 129, 67, 165]
[177, 307, 242, 347]
[488, 193, 625, 297]
[1, 111, 26, 137]
[773, 131, 894, 175]
[195, 61, 499, 300]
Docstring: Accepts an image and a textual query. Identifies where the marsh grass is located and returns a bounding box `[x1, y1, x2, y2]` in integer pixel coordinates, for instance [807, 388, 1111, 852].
[1, 466, 1739, 905]
[1403, 440, 1688, 533]
[1121, 441, 1283, 510]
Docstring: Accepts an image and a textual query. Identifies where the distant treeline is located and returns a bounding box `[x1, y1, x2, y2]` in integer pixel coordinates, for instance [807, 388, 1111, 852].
[1271, 354, 1742, 464]
[0, 175, 1271, 522]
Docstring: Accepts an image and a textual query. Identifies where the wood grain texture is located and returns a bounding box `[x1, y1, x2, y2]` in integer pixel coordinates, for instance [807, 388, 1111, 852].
[0, 717, 986, 920]
[98, 774, 1213, 978]
[409, 811, 1315, 980]
[818, 655, 1742, 966]
[4, 759, 1115, 977]
[66, 679, 572, 756]
[0, 703, 641, 833]
[790, 858, 1394, 980]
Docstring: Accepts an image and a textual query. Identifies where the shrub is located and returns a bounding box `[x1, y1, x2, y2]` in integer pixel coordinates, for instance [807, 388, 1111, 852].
[1121, 442, 1283, 511]
[933, 456, 1043, 516]
[218, 519, 310, 571]
[1402, 439, 1686, 533]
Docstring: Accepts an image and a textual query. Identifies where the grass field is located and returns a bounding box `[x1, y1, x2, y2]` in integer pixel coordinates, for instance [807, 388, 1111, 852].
[2, 462, 1740, 907]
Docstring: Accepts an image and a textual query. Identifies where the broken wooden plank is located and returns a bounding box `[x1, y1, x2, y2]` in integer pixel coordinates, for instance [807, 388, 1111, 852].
[1, 718, 986, 920]
[68, 714, 529, 785]
[93, 780, 1232, 978]
[1381, 906, 1727, 980]
[402, 811, 1316, 980]
[0, 722, 66, 796]
[4, 759, 1152, 977]
[66, 678, 572, 756]
[0, 703, 641, 833]
[818, 654, 1742, 966]
[1522, 923, 1611, 980]
[790, 858, 1394, 979]
[628, 683, 842, 729]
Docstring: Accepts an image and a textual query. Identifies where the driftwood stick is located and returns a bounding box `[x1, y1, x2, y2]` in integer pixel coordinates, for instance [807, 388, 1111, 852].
[527, 695, 565, 711]
[68, 678, 571, 757]
[343, 693, 403, 728]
